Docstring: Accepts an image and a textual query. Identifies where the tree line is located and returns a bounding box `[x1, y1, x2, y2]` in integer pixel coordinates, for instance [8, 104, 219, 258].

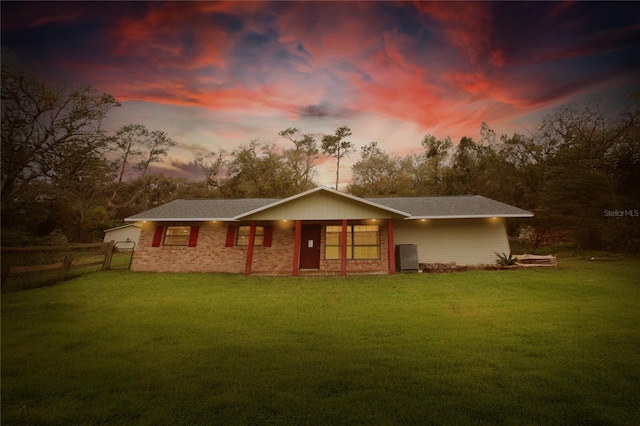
[2, 55, 639, 251]
[347, 106, 639, 251]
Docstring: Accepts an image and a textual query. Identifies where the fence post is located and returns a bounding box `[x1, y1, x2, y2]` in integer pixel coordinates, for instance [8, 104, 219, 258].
[102, 241, 116, 271]
[62, 255, 73, 279]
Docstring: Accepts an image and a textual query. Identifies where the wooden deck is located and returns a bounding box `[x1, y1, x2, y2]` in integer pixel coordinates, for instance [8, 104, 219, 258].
[514, 254, 558, 267]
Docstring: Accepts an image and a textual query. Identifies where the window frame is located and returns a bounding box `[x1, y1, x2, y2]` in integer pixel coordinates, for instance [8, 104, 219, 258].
[325, 224, 380, 260]
[236, 225, 265, 247]
[163, 225, 191, 246]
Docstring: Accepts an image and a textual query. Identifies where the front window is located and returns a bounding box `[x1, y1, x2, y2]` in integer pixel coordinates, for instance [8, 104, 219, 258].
[236, 226, 264, 246]
[353, 225, 380, 259]
[164, 226, 190, 246]
[326, 225, 351, 259]
[325, 225, 380, 259]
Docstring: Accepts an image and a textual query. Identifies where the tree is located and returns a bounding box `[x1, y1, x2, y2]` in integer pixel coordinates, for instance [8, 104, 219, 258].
[447, 129, 512, 201]
[447, 136, 480, 194]
[347, 142, 408, 196]
[104, 175, 209, 223]
[321, 126, 355, 190]
[224, 141, 299, 198]
[111, 124, 146, 183]
[609, 94, 640, 205]
[1, 54, 120, 207]
[417, 134, 452, 195]
[1, 54, 123, 242]
[103, 124, 178, 216]
[133, 128, 177, 177]
[279, 127, 320, 191]
[495, 132, 543, 210]
[538, 159, 614, 249]
[193, 149, 228, 194]
[534, 94, 640, 249]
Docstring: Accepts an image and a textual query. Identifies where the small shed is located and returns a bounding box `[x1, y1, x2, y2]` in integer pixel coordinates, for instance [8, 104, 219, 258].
[103, 223, 142, 246]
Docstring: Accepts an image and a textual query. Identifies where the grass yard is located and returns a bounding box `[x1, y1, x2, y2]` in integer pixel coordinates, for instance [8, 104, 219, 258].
[2, 256, 639, 425]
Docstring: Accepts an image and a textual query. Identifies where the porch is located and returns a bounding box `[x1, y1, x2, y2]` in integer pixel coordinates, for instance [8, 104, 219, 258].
[253, 270, 389, 277]
[244, 219, 396, 276]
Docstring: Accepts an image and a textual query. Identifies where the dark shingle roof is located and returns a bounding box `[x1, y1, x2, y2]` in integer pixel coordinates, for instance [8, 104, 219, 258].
[125, 198, 279, 221]
[125, 187, 533, 222]
[367, 195, 533, 218]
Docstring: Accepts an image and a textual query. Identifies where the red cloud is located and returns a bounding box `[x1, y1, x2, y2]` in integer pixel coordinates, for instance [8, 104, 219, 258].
[7, 0, 633, 152]
[108, 2, 237, 70]
[413, 1, 494, 65]
[92, 0, 582, 144]
[275, 2, 389, 65]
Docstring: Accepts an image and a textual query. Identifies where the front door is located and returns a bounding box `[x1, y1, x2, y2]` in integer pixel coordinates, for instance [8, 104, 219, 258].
[299, 225, 321, 269]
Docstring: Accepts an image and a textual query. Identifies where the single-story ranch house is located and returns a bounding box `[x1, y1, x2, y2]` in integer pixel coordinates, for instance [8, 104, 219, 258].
[125, 186, 533, 275]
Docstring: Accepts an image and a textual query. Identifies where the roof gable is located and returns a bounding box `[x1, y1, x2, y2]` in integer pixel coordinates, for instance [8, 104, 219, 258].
[236, 187, 410, 220]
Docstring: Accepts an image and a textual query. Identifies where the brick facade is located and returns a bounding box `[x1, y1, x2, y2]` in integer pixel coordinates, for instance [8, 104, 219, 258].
[132, 220, 390, 275]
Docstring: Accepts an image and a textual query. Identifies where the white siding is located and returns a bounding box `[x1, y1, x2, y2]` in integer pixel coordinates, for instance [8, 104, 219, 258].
[245, 190, 400, 220]
[103, 225, 141, 245]
[393, 218, 510, 265]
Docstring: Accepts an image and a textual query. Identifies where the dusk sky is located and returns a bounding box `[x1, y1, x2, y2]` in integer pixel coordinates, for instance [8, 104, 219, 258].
[3, 1, 640, 186]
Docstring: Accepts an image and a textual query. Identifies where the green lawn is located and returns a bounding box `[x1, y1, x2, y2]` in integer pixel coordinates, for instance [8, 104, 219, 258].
[2, 256, 639, 425]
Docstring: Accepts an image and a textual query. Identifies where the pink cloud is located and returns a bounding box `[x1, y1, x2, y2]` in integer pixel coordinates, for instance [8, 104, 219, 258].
[61, 1, 516, 143]
[250, 3, 519, 141]
[5, 0, 636, 162]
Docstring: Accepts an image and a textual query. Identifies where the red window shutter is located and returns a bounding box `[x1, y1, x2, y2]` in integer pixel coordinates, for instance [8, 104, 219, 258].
[225, 226, 236, 247]
[263, 225, 273, 247]
[152, 226, 164, 247]
[188, 226, 200, 247]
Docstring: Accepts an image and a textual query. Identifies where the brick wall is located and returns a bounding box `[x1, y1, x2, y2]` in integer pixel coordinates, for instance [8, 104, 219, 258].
[252, 221, 295, 273]
[132, 220, 390, 274]
[133, 222, 246, 273]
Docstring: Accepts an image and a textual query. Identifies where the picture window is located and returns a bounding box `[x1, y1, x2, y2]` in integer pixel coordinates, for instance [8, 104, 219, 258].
[325, 225, 379, 259]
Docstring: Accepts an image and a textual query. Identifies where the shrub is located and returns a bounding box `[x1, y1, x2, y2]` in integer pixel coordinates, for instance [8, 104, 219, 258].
[495, 252, 516, 266]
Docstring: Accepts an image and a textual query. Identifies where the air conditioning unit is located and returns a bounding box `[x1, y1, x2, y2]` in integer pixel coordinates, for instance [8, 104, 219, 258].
[395, 244, 419, 272]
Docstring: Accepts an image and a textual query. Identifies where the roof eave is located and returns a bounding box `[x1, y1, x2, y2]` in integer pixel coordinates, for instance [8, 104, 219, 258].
[406, 213, 534, 220]
[124, 217, 238, 222]
[103, 223, 143, 232]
